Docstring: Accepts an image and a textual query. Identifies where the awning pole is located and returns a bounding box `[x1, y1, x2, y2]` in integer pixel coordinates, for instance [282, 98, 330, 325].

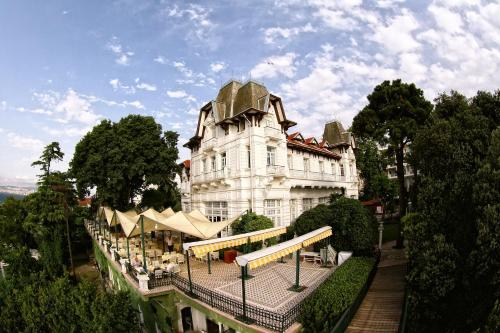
[186, 249, 194, 295]
[295, 249, 300, 289]
[162, 230, 165, 253]
[126, 237, 130, 262]
[140, 216, 147, 272]
[242, 265, 247, 319]
[207, 252, 212, 274]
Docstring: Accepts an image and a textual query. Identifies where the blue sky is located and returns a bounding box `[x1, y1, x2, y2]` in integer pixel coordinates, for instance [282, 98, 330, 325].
[0, 0, 499, 186]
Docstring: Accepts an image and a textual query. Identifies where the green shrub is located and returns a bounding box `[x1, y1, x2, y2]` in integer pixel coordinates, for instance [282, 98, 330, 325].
[231, 213, 275, 251]
[291, 198, 375, 254]
[299, 257, 375, 332]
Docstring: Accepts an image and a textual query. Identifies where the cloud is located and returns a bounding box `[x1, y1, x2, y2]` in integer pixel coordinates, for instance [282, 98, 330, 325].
[136, 82, 157, 91]
[123, 100, 145, 109]
[109, 78, 136, 94]
[166, 90, 196, 104]
[6, 132, 44, 151]
[163, 4, 217, 48]
[42, 126, 91, 137]
[368, 9, 420, 54]
[1, 101, 7, 111]
[107, 36, 134, 66]
[210, 62, 226, 73]
[154, 55, 167, 64]
[172, 60, 215, 87]
[263, 23, 316, 45]
[250, 53, 298, 79]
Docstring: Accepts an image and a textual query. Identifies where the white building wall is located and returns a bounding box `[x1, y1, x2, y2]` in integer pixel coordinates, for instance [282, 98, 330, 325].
[182, 101, 358, 227]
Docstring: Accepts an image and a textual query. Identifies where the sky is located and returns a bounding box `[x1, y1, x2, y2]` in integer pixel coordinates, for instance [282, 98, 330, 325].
[0, 0, 499, 186]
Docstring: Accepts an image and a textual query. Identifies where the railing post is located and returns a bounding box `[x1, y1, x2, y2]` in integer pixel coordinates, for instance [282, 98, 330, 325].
[186, 249, 197, 298]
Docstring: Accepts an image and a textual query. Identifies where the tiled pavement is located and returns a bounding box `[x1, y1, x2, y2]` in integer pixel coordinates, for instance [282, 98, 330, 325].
[179, 257, 335, 313]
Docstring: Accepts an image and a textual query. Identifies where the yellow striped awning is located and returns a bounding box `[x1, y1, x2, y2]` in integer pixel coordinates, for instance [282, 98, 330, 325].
[191, 237, 248, 256]
[248, 243, 302, 269]
[249, 227, 286, 242]
[236, 226, 332, 270]
[302, 229, 332, 247]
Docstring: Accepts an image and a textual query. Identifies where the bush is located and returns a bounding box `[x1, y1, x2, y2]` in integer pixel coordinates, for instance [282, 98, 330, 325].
[299, 257, 376, 332]
[231, 213, 276, 251]
[291, 198, 375, 254]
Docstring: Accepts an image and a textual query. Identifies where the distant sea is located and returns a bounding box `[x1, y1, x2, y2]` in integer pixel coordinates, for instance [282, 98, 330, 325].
[0, 192, 25, 202]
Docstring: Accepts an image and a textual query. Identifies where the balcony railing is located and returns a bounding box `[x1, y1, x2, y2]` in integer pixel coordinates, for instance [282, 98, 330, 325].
[266, 165, 285, 175]
[83, 219, 328, 333]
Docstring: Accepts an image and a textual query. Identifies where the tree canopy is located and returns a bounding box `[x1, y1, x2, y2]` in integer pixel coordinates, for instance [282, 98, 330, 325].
[291, 198, 375, 254]
[70, 115, 180, 210]
[404, 90, 500, 332]
[352, 79, 432, 246]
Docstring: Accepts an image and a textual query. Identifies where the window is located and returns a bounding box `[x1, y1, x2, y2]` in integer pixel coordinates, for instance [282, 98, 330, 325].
[319, 161, 324, 173]
[211, 157, 216, 171]
[290, 199, 298, 222]
[302, 198, 313, 212]
[340, 164, 345, 177]
[205, 202, 228, 222]
[319, 197, 329, 204]
[264, 199, 281, 225]
[247, 147, 251, 168]
[267, 146, 276, 166]
[202, 159, 207, 173]
[331, 163, 336, 175]
[239, 120, 245, 132]
[287, 155, 293, 169]
[221, 152, 227, 169]
[303, 158, 310, 172]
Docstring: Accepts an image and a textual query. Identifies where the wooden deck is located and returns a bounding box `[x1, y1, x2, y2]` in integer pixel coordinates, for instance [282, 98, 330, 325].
[346, 241, 407, 333]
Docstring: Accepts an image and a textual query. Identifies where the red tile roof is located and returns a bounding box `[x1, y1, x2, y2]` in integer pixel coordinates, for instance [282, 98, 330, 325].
[287, 137, 341, 159]
[78, 198, 92, 207]
[182, 160, 191, 169]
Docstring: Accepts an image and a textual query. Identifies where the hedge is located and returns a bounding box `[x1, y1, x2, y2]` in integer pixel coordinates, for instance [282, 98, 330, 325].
[299, 257, 376, 332]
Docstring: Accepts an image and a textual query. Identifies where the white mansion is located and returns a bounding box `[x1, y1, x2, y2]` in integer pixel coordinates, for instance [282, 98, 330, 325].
[180, 80, 359, 227]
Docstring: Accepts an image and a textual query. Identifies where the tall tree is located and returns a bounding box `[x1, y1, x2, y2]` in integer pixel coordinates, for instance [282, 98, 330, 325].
[31, 141, 64, 180]
[352, 79, 432, 247]
[70, 115, 180, 210]
[404, 90, 500, 332]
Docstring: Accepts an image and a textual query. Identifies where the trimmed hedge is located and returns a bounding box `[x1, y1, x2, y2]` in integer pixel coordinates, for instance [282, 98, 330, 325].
[299, 257, 376, 332]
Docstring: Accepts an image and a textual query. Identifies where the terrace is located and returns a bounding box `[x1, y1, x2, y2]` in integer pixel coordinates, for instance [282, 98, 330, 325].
[84, 218, 340, 332]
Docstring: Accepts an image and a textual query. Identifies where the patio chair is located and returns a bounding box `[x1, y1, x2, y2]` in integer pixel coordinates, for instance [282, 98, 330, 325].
[154, 269, 163, 279]
[211, 251, 219, 261]
[177, 254, 185, 264]
[172, 264, 181, 274]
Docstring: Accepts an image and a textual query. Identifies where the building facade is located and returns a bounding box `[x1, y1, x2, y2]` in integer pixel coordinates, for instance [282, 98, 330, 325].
[181, 80, 358, 227]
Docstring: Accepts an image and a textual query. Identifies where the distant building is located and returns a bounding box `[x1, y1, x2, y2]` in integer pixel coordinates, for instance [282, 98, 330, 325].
[180, 80, 358, 226]
[378, 144, 414, 192]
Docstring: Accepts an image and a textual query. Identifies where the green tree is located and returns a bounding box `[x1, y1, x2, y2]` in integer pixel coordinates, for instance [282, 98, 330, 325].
[70, 115, 180, 210]
[140, 186, 181, 212]
[291, 199, 375, 254]
[232, 213, 275, 251]
[352, 79, 432, 247]
[405, 90, 500, 332]
[31, 141, 64, 180]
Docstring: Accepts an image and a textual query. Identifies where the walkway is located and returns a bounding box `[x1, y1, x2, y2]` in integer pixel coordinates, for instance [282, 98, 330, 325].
[346, 241, 407, 333]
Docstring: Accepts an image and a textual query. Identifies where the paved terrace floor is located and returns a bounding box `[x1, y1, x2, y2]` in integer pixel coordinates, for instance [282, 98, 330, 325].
[179, 257, 335, 313]
[346, 241, 407, 333]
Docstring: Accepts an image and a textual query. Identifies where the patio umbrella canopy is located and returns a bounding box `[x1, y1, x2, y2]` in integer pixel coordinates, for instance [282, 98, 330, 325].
[102, 206, 239, 240]
[236, 226, 332, 269]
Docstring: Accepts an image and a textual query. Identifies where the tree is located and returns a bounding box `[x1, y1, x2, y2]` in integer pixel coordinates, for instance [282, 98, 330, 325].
[70, 115, 180, 210]
[231, 213, 275, 251]
[404, 90, 500, 332]
[31, 141, 64, 180]
[352, 79, 432, 247]
[140, 186, 181, 212]
[291, 199, 375, 254]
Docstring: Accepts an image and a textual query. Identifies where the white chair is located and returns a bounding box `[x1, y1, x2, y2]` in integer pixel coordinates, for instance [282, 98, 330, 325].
[211, 251, 219, 261]
[177, 254, 185, 264]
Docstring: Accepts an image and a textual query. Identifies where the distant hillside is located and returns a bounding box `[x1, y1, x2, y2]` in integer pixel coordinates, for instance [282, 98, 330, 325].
[0, 192, 25, 202]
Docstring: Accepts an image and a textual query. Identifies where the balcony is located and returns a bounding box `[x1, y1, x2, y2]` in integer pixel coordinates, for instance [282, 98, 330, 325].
[266, 165, 285, 176]
[201, 137, 217, 151]
[191, 168, 231, 185]
[264, 127, 284, 142]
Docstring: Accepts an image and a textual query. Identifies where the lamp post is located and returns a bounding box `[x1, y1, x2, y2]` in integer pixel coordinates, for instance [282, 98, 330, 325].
[378, 220, 384, 250]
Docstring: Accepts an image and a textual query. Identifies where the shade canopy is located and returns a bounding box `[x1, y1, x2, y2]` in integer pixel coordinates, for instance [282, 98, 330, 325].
[183, 226, 287, 256]
[98, 206, 116, 226]
[235, 226, 332, 269]
[102, 206, 239, 240]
